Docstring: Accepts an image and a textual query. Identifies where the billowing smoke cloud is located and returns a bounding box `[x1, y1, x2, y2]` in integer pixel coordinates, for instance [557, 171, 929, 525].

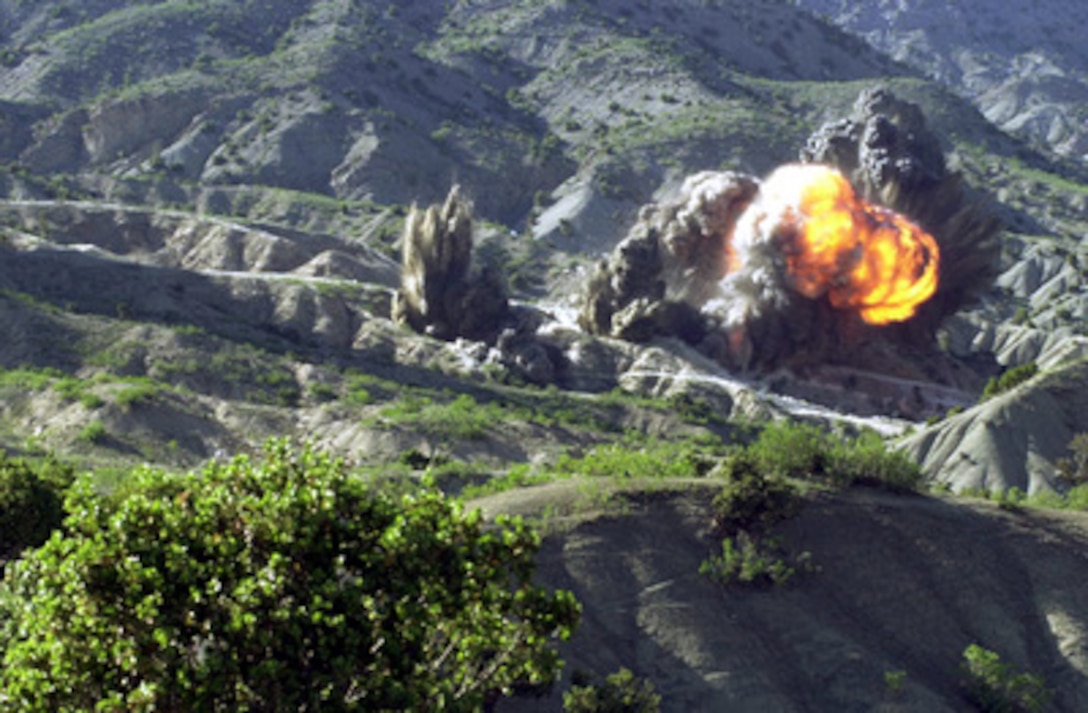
[392, 186, 509, 342]
[579, 171, 758, 342]
[801, 88, 1001, 342]
[392, 187, 561, 384]
[580, 88, 1001, 373]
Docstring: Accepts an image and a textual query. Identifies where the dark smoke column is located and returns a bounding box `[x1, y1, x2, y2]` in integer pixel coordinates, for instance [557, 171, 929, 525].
[579, 171, 758, 343]
[578, 87, 1001, 374]
[801, 87, 1001, 341]
[391, 186, 509, 342]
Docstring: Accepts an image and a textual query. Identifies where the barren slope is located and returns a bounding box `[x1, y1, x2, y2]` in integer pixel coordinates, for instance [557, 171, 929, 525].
[796, 0, 1088, 160]
[479, 484, 1088, 711]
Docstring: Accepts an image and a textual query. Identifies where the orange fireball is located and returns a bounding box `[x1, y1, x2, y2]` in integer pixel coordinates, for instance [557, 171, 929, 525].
[763, 164, 940, 325]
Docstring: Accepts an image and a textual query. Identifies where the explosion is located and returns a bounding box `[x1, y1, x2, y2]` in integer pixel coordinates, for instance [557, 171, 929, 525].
[736, 164, 940, 325]
[580, 88, 1000, 375]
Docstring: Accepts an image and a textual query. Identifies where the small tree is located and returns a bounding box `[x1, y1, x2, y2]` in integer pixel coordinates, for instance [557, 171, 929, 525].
[0, 441, 579, 711]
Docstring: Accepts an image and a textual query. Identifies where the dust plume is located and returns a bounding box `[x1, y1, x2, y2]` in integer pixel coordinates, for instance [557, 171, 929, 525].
[580, 88, 1000, 373]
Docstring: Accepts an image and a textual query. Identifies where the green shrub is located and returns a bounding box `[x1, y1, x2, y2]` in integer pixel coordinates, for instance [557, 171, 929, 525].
[747, 422, 924, 493]
[747, 421, 831, 479]
[343, 373, 377, 405]
[0, 455, 72, 562]
[563, 668, 661, 713]
[1056, 432, 1088, 486]
[0, 441, 580, 711]
[830, 431, 925, 493]
[711, 454, 803, 535]
[0, 367, 59, 392]
[307, 382, 337, 403]
[1020, 479, 1088, 511]
[460, 463, 553, 499]
[114, 379, 160, 409]
[77, 420, 108, 444]
[699, 533, 813, 588]
[996, 487, 1027, 511]
[701, 456, 812, 588]
[54, 377, 99, 407]
[884, 669, 907, 696]
[554, 438, 716, 481]
[981, 362, 1039, 401]
[379, 393, 500, 441]
[961, 644, 1051, 712]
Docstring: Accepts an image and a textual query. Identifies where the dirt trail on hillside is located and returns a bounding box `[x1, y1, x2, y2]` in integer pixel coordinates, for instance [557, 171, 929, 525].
[481, 485, 1088, 711]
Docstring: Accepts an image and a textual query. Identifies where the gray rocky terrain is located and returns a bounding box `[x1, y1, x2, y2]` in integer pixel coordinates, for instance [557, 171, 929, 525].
[1, 2, 1088, 707]
[479, 483, 1088, 711]
[0, 0, 1086, 493]
[796, 0, 1088, 161]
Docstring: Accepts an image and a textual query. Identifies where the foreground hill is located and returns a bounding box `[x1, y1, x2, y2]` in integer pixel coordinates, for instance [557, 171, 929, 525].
[478, 483, 1088, 711]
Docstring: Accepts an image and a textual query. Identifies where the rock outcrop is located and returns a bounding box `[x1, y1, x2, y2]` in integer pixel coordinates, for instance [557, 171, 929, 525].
[901, 360, 1088, 494]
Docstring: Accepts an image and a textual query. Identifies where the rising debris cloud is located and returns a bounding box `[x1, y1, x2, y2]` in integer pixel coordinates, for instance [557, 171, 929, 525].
[580, 88, 1000, 373]
[392, 186, 509, 342]
[727, 163, 940, 326]
[391, 187, 562, 384]
[579, 171, 759, 343]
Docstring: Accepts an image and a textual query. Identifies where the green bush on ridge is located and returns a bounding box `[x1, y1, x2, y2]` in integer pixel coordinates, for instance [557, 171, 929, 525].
[748, 421, 924, 493]
[696, 419, 921, 590]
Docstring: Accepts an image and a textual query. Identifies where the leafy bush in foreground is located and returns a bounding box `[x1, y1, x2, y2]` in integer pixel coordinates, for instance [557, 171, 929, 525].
[0, 441, 580, 711]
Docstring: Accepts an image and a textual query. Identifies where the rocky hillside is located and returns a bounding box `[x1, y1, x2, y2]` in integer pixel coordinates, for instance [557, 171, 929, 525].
[0, 0, 913, 229]
[0, 5, 1084, 493]
[2, 1, 1088, 710]
[479, 483, 1088, 712]
[796, 0, 1088, 161]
